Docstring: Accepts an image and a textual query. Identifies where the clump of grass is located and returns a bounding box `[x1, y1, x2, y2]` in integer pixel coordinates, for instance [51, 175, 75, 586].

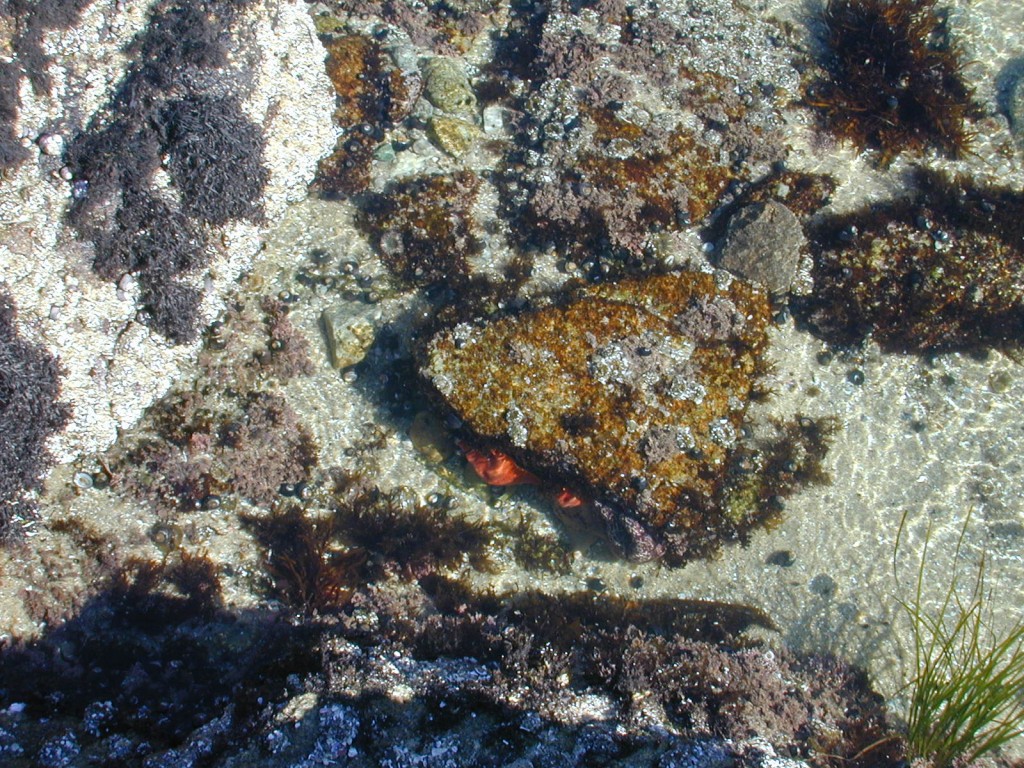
[894, 509, 1024, 767]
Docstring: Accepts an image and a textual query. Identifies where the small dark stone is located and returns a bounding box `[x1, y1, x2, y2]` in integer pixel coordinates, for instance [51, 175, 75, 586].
[767, 549, 795, 567]
[809, 573, 837, 598]
[847, 369, 865, 385]
[1010, 72, 1024, 138]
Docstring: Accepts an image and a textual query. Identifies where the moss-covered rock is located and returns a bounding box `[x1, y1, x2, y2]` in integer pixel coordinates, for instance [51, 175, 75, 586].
[419, 271, 775, 562]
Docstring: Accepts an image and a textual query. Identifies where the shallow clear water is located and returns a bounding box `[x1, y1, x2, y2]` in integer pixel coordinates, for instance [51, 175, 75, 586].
[6, 0, 1024, 760]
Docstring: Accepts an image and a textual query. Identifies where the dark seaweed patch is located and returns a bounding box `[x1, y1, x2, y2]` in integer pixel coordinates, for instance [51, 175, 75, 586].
[0, 289, 71, 542]
[63, 1, 266, 343]
[0, 61, 29, 170]
[160, 96, 268, 225]
[805, 0, 979, 165]
[0, 0, 94, 169]
[792, 169, 1024, 353]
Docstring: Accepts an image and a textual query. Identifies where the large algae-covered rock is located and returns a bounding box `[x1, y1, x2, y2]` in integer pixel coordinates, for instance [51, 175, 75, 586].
[419, 271, 772, 562]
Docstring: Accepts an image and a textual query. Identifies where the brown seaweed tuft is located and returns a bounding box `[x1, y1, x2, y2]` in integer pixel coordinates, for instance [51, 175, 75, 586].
[805, 0, 979, 165]
[243, 504, 362, 615]
[331, 470, 494, 579]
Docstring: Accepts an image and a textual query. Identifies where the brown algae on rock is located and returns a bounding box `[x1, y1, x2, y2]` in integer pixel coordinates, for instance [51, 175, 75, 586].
[793, 170, 1024, 354]
[418, 270, 819, 564]
[357, 171, 482, 288]
[315, 34, 412, 197]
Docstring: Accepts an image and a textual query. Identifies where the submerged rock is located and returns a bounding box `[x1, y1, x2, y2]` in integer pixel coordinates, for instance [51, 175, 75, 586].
[422, 56, 477, 117]
[419, 271, 775, 562]
[718, 201, 805, 295]
[793, 170, 1024, 354]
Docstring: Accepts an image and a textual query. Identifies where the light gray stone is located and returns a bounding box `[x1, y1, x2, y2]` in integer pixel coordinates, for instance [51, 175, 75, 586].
[321, 305, 379, 369]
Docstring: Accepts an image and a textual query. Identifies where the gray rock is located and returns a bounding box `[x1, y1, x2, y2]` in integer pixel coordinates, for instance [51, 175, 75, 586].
[321, 305, 379, 369]
[1010, 73, 1024, 139]
[0, 0, 337, 463]
[718, 201, 806, 295]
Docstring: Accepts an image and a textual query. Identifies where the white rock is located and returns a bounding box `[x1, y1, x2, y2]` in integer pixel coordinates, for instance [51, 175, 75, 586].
[37, 133, 64, 155]
[0, 0, 338, 464]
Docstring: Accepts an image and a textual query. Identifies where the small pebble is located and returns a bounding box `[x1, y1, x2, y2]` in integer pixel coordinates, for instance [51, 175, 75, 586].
[989, 370, 1012, 394]
[767, 549, 795, 567]
[809, 573, 837, 598]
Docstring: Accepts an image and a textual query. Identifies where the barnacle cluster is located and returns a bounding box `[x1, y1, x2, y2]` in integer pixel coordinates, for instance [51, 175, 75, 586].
[495, 0, 795, 278]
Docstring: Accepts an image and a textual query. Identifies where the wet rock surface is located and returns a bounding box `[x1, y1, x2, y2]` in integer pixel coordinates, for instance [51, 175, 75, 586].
[0, 0, 336, 462]
[420, 271, 773, 562]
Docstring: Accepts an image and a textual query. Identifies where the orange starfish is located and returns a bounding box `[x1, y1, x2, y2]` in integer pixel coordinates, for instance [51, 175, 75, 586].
[459, 441, 588, 509]
[459, 442, 540, 486]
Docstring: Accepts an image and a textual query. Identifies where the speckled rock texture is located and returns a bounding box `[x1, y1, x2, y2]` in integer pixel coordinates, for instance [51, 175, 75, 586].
[420, 270, 772, 561]
[0, 0, 336, 463]
[498, 0, 799, 278]
[718, 201, 806, 295]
